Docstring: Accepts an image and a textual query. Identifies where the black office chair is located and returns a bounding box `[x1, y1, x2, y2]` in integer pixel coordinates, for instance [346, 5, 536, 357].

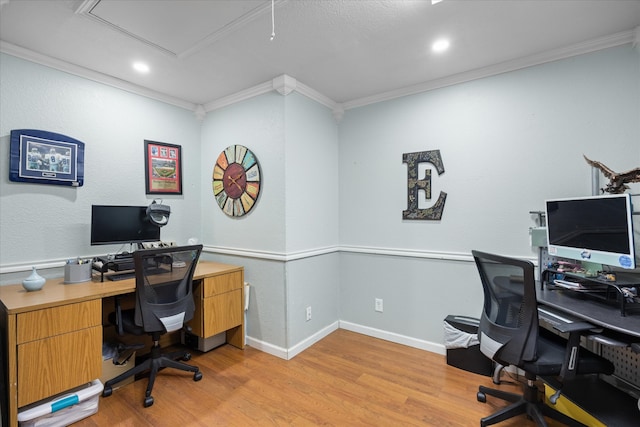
[471, 250, 614, 427]
[102, 244, 204, 407]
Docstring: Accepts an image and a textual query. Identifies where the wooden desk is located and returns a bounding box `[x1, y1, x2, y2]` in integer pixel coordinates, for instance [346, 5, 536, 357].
[0, 261, 244, 427]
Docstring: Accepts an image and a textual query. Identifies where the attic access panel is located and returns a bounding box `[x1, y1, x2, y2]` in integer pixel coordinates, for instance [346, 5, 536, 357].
[79, 0, 270, 57]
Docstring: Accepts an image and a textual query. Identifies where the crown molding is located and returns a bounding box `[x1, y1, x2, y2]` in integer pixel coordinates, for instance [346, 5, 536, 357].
[203, 74, 338, 110]
[294, 79, 339, 111]
[0, 41, 197, 111]
[202, 73, 342, 121]
[2, 29, 635, 120]
[272, 74, 297, 95]
[342, 29, 637, 110]
[201, 80, 273, 112]
[0, 42, 337, 119]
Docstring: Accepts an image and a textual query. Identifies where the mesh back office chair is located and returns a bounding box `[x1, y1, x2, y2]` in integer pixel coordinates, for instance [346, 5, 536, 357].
[102, 244, 204, 407]
[472, 250, 614, 427]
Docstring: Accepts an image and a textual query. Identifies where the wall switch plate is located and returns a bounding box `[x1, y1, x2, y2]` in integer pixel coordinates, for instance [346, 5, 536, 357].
[375, 298, 383, 312]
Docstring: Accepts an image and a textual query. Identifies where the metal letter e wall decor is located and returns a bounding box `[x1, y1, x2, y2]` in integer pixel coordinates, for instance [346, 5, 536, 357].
[402, 150, 446, 220]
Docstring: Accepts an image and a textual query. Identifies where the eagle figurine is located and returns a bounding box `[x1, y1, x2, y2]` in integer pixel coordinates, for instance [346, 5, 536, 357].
[583, 155, 640, 194]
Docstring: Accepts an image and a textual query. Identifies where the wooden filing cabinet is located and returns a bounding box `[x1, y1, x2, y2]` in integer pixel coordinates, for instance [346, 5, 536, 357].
[189, 270, 244, 349]
[16, 299, 102, 407]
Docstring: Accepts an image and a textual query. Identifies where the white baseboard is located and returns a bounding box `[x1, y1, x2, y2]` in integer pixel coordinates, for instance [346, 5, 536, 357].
[287, 321, 339, 359]
[245, 320, 444, 360]
[339, 321, 446, 355]
[245, 336, 288, 360]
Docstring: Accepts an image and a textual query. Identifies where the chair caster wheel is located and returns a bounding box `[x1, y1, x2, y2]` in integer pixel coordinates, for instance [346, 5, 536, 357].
[194, 371, 203, 381]
[182, 352, 191, 361]
[144, 396, 154, 407]
[102, 386, 112, 397]
[477, 391, 486, 403]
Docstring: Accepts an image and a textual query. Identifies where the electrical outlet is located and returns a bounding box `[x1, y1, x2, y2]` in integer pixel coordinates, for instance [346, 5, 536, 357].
[306, 306, 312, 321]
[375, 298, 383, 312]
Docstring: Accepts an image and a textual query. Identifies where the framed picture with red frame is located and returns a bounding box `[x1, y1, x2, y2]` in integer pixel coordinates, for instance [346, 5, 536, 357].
[144, 140, 182, 195]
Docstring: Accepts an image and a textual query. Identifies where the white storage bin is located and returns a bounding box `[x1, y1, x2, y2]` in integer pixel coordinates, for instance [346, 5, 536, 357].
[17, 380, 103, 427]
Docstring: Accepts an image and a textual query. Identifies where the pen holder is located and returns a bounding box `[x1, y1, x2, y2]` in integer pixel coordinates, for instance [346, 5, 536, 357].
[64, 263, 92, 284]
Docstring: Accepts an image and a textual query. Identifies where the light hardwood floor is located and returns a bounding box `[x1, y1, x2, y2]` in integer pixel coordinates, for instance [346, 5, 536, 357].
[75, 329, 561, 426]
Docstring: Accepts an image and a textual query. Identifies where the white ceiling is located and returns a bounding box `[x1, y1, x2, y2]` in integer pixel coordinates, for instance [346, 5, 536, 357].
[1, 0, 639, 113]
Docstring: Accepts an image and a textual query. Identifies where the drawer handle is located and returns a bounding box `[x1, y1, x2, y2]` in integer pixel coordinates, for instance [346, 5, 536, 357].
[51, 395, 79, 412]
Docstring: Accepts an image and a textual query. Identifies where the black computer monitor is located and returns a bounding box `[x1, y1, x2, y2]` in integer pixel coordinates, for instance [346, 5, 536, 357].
[90, 205, 160, 246]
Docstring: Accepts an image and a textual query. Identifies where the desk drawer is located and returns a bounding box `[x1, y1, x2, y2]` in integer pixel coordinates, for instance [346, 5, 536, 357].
[202, 289, 242, 337]
[202, 272, 242, 297]
[17, 300, 101, 343]
[189, 287, 243, 338]
[17, 325, 102, 407]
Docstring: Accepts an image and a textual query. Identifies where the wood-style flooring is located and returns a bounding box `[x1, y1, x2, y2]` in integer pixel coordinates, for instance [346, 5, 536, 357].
[74, 329, 562, 426]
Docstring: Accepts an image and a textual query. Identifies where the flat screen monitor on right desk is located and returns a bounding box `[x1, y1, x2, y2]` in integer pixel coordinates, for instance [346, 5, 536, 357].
[545, 193, 637, 270]
[543, 193, 640, 316]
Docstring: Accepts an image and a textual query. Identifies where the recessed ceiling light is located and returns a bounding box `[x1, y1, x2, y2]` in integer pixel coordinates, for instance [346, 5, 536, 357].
[431, 39, 450, 53]
[133, 61, 150, 74]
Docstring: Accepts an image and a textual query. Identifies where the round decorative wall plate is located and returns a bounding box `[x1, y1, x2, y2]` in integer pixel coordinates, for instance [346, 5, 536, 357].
[212, 145, 261, 217]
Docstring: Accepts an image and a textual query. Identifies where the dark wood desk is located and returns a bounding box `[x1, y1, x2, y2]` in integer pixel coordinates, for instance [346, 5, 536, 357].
[537, 286, 640, 425]
[537, 286, 640, 339]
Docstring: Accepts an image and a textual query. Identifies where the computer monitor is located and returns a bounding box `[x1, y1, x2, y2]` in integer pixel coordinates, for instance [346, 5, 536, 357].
[90, 205, 160, 246]
[545, 194, 636, 269]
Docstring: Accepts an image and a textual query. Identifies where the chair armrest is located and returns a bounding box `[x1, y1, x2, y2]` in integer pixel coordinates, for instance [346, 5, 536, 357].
[557, 323, 595, 383]
[552, 321, 595, 334]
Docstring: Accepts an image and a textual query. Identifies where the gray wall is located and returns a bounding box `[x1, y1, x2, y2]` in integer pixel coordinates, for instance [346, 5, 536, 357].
[199, 91, 340, 355]
[0, 53, 202, 282]
[337, 44, 640, 348]
[1, 44, 638, 358]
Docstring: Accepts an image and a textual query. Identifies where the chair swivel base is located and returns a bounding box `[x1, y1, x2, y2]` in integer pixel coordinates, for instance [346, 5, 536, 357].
[477, 378, 586, 427]
[103, 345, 202, 407]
